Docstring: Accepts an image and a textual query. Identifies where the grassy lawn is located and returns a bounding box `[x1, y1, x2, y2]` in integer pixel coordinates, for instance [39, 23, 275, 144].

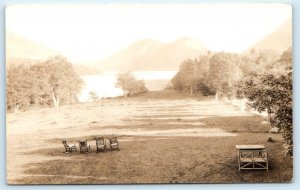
[17, 133, 292, 184]
[7, 98, 293, 184]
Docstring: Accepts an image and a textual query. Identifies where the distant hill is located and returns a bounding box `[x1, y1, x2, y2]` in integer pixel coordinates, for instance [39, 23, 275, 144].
[248, 18, 292, 53]
[6, 31, 60, 65]
[98, 38, 208, 71]
[5, 31, 102, 75]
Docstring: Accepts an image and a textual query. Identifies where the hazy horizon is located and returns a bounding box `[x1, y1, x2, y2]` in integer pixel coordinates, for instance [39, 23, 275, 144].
[6, 3, 291, 65]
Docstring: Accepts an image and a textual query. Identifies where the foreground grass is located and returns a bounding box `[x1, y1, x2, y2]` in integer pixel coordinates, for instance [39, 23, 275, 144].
[16, 133, 292, 184]
[8, 98, 293, 184]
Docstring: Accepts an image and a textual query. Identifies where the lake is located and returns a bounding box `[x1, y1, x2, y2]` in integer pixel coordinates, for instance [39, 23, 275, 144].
[78, 71, 177, 102]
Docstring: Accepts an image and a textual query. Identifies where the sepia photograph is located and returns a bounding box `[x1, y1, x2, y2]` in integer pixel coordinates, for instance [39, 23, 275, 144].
[6, 3, 292, 184]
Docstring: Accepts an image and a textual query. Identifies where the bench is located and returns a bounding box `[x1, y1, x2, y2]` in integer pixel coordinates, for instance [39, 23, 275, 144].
[236, 145, 268, 171]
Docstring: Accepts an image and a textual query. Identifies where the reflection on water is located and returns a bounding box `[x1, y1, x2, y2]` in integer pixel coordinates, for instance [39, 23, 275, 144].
[78, 71, 177, 102]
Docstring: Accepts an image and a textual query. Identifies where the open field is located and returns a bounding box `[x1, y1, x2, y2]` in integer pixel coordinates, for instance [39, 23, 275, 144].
[6, 97, 293, 184]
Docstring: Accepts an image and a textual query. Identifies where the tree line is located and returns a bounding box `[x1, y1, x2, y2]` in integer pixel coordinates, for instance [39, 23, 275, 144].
[171, 48, 292, 155]
[7, 55, 84, 112]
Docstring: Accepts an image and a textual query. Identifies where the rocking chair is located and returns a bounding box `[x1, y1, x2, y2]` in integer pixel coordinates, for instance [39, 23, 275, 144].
[78, 140, 91, 153]
[96, 137, 106, 152]
[62, 139, 77, 153]
[109, 136, 120, 151]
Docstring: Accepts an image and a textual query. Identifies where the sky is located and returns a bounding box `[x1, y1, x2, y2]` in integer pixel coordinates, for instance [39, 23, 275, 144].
[6, 3, 292, 63]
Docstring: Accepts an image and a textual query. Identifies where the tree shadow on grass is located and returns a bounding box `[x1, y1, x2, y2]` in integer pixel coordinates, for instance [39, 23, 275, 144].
[87, 115, 269, 133]
[198, 115, 270, 133]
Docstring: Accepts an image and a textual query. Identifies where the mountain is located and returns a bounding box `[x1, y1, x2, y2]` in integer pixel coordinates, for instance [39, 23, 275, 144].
[97, 39, 164, 71]
[98, 38, 208, 71]
[249, 18, 292, 53]
[6, 31, 60, 65]
[5, 32, 102, 75]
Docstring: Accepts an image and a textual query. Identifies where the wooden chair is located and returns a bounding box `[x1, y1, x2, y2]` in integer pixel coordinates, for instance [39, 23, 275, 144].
[62, 139, 77, 153]
[95, 137, 106, 152]
[78, 140, 91, 153]
[109, 136, 120, 151]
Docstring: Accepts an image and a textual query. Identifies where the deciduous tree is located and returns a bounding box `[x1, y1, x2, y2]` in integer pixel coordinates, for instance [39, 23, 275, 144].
[208, 52, 242, 100]
[6, 65, 32, 111]
[241, 48, 292, 155]
[116, 72, 148, 97]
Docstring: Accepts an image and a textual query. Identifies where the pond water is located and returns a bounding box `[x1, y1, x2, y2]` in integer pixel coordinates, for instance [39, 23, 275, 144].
[78, 71, 177, 102]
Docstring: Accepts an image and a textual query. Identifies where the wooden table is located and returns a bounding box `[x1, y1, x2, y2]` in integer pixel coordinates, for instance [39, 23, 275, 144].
[236, 145, 268, 171]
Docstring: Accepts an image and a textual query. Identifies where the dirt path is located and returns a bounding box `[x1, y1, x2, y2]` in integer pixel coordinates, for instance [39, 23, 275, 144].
[6, 99, 254, 183]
